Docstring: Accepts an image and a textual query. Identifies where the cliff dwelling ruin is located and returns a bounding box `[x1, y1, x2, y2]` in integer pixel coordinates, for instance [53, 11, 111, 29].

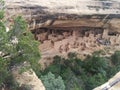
[29, 17, 120, 68]
[5, 0, 120, 67]
[3, 1, 120, 90]
[33, 19, 104, 53]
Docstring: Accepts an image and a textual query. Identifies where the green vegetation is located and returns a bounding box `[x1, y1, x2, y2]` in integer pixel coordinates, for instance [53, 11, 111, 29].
[41, 72, 65, 90]
[41, 52, 120, 90]
[111, 51, 120, 65]
[0, 6, 40, 89]
[0, 0, 120, 90]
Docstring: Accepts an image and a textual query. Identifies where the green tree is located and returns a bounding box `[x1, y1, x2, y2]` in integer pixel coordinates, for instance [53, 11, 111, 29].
[0, 6, 40, 89]
[0, 16, 41, 73]
[106, 66, 120, 78]
[64, 68, 84, 90]
[0, 0, 4, 19]
[85, 73, 106, 90]
[0, 57, 8, 87]
[111, 51, 120, 65]
[41, 72, 65, 90]
[83, 55, 108, 75]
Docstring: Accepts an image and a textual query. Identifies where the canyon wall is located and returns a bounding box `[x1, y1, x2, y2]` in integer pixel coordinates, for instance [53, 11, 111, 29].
[5, 0, 120, 30]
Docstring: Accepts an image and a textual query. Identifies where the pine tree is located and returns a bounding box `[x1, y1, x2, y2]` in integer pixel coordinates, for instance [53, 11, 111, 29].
[41, 72, 65, 90]
[0, 1, 41, 88]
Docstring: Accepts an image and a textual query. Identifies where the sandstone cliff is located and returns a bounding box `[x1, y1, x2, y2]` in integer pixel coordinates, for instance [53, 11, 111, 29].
[5, 0, 120, 15]
[12, 63, 45, 90]
[5, 0, 120, 31]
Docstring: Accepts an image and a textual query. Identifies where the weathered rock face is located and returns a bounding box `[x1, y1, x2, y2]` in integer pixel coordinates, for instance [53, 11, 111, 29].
[12, 63, 45, 90]
[5, 0, 120, 30]
[5, 0, 120, 15]
[94, 72, 120, 90]
[109, 19, 120, 33]
[5, 0, 120, 68]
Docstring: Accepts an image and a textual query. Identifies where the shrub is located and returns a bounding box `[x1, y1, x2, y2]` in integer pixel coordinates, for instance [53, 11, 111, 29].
[83, 55, 108, 75]
[41, 72, 65, 90]
[85, 73, 106, 90]
[111, 51, 120, 65]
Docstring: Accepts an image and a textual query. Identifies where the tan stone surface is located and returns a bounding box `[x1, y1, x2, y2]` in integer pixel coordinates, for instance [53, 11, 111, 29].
[5, 0, 120, 15]
[12, 64, 45, 90]
[39, 40, 53, 51]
